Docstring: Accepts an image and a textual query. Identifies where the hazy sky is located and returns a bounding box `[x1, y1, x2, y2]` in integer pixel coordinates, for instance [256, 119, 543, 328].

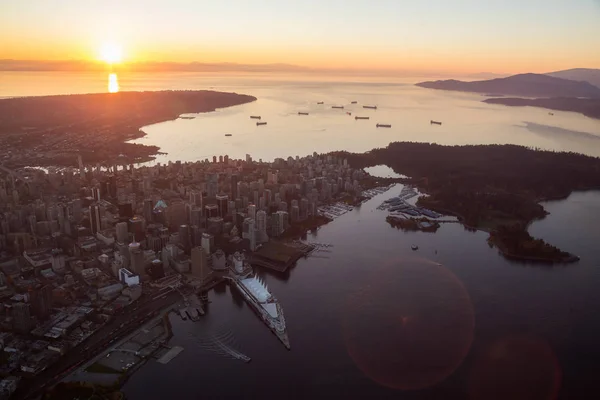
[1, 0, 600, 73]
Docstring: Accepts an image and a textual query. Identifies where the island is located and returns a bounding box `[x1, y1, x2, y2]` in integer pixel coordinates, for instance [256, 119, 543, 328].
[334, 142, 600, 263]
[416, 73, 600, 98]
[483, 97, 600, 120]
[0, 90, 256, 167]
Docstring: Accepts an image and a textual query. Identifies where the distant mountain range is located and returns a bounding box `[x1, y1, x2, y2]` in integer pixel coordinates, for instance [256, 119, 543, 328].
[416, 73, 600, 98]
[546, 68, 600, 90]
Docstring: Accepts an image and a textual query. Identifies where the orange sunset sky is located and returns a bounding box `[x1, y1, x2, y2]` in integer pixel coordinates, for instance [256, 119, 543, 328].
[1, 0, 600, 74]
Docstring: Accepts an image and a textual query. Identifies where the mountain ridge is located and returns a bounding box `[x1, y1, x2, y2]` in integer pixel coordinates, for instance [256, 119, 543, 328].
[416, 73, 600, 98]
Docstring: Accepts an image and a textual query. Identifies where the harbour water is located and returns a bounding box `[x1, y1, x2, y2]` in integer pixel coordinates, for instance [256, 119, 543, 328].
[3, 72, 600, 398]
[120, 185, 600, 399]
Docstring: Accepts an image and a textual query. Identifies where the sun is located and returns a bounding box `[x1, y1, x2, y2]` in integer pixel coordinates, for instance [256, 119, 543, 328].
[99, 42, 123, 64]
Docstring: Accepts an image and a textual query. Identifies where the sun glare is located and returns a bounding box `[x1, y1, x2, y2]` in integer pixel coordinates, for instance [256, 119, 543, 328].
[100, 43, 123, 64]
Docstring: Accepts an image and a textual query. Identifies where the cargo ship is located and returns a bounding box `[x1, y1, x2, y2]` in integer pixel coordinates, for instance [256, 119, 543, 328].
[355, 116, 369, 120]
[250, 115, 261, 119]
[224, 133, 232, 137]
[430, 120, 442, 125]
[351, 101, 358, 104]
[363, 105, 378, 110]
[256, 122, 267, 126]
[298, 112, 309, 115]
[232, 275, 290, 349]
[317, 101, 324, 104]
[332, 105, 344, 109]
[376, 123, 391, 128]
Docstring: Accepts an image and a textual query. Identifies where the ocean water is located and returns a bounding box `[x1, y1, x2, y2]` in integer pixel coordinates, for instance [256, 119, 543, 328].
[3, 72, 600, 399]
[2, 71, 600, 161]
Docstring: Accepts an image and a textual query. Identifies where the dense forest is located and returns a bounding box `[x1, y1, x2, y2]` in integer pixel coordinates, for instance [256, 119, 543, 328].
[333, 142, 600, 263]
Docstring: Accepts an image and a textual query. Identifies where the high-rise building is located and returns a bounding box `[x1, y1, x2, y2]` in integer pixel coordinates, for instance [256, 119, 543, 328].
[190, 207, 203, 227]
[129, 216, 146, 242]
[143, 199, 154, 222]
[216, 194, 229, 218]
[191, 246, 210, 281]
[179, 225, 191, 253]
[77, 155, 85, 179]
[291, 205, 300, 223]
[189, 191, 203, 209]
[128, 242, 145, 276]
[201, 233, 214, 256]
[167, 202, 187, 231]
[51, 249, 66, 274]
[204, 204, 218, 219]
[89, 204, 101, 235]
[231, 174, 239, 200]
[12, 303, 33, 333]
[247, 204, 256, 220]
[116, 221, 128, 243]
[256, 210, 268, 243]
[29, 285, 53, 320]
[207, 217, 223, 235]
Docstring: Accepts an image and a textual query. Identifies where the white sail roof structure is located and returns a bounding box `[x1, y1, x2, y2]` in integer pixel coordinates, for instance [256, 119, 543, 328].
[240, 276, 271, 303]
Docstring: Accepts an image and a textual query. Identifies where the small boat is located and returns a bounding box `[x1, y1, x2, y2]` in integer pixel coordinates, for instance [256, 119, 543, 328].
[250, 116, 261, 119]
[430, 120, 442, 125]
[351, 101, 358, 104]
[346, 112, 352, 116]
[256, 122, 267, 126]
[549, 112, 554, 116]
[225, 134, 232, 137]
[298, 112, 309, 115]
[179, 116, 195, 120]
[317, 101, 324, 104]
[363, 105, 377, 110]
[411, 245, 419, 251]
[332, 105, 344, 109]
[355, 116, 369, 120]
[376, 123, 391, 128]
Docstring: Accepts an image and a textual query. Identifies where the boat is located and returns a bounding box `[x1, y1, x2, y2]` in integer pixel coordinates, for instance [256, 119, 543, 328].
[332, 105, 344, 109]
[256, 122, 267, 126]
[363, 105, 378, 110]
[430, 120, 442, 125]
[232, 275, 290, 349]
[411, 245, 419, 251]
[298, 112, 309, 115]
[346, 112, 352, 116]
[179, 116, 195, 120]
[250, 115, 261, 119]
[355, 116, 370, 120]
[376, 123, 392, 128]
[224, 134, 232, 137]
[351, 101, 358, 104]
[317, 101, 324, 104]
[549, 112, 554, 116]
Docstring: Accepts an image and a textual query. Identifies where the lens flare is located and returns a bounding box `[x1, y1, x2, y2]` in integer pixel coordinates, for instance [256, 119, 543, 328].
[343, 257, 475, 390]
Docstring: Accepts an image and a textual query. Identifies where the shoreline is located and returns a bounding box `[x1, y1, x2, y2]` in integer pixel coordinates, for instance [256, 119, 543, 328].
[0, 90, 256, 168]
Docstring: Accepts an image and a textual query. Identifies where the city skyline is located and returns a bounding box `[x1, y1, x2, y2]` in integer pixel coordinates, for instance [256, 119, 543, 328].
[1, 0, 600, 74]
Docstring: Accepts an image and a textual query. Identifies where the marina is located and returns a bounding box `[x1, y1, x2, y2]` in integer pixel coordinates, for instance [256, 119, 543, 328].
[317, 202, 355, 220]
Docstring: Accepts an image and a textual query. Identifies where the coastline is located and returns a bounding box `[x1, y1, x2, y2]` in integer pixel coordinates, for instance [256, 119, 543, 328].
[0, 90, 257, 168]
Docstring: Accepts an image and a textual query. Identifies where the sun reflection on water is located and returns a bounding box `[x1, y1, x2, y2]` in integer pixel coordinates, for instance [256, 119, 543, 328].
[108, 73, 119, 93]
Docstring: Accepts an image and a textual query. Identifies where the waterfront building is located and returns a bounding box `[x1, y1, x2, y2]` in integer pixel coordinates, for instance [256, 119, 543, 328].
[191, 246, 210, 281]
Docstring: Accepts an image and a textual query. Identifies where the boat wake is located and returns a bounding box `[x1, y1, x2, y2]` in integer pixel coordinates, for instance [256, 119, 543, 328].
[188, 326, 251, 363]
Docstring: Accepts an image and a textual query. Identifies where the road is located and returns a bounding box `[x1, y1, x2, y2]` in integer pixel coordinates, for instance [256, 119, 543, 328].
[14, 289, 181, 400]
